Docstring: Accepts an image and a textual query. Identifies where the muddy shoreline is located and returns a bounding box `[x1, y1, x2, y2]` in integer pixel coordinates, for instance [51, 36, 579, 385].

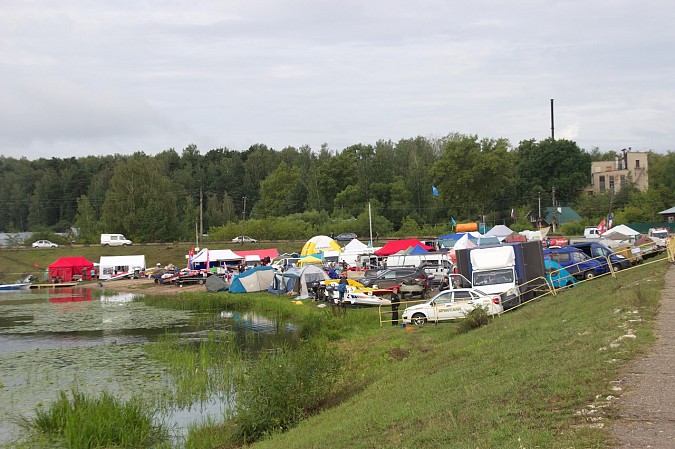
[84, 277, 206, 296]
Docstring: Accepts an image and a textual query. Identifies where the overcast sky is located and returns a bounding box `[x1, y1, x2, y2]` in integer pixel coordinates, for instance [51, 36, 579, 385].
[1, 1, 674, 160]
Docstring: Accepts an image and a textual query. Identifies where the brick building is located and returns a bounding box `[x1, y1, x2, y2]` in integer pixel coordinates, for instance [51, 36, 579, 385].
[588, 148, 648, 193]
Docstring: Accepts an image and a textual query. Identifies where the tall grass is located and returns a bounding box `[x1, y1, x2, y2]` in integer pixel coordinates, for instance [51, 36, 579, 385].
[18, 389, 167, 449]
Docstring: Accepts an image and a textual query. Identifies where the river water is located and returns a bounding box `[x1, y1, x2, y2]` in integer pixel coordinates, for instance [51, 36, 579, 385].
[0, 286, 298, 445]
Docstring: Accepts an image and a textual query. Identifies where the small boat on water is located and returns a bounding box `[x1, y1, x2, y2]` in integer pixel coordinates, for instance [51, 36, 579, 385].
[29, 282, 79, 289]
[0, 282, 32, 291]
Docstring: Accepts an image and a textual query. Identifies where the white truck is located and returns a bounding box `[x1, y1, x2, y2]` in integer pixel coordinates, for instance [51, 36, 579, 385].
[648, 227, 669, 249]
[455, 241, 546, 311]
[584, 227, 601, 238]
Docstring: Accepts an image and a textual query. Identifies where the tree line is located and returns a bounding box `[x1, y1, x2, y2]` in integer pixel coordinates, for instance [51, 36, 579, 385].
[1, 134, 673, 243]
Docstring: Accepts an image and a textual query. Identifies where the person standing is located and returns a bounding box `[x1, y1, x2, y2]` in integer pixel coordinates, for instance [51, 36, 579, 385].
[390, 287, 400, 326]
[438, 276, 450, 292]
[337, 274, 348, 311]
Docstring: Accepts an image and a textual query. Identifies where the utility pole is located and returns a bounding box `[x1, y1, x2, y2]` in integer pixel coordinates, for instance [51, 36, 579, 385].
[551, 186, 557, 233]
[538, 192, 542, 230]
[241, 196, 247, 244]
[199, 183, 203, 246]
[550, 98, 555, 140]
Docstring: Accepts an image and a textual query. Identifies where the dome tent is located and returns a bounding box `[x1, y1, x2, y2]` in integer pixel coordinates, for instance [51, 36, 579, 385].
[301, 235, 341, 256]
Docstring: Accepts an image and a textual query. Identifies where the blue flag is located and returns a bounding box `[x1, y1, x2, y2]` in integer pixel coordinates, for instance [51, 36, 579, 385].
[451, 217, 457, 226]
[432, 186, 439, 197]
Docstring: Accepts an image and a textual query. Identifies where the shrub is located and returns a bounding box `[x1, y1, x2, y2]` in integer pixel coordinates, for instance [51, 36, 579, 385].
[233, 344, 343, 444]
[456, 307, 491, 333]
[20, 389, 167, 449]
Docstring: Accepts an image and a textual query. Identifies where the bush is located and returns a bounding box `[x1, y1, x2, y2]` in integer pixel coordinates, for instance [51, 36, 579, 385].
[233, 344, 343, 444]
[20, 389, 167, 449]
[456, 307, 491, 333]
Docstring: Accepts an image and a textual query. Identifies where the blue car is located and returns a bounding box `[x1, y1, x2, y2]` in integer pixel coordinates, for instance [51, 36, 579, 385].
[570, 241, 631, 272]
[543, 246, 606, 280]
[544, 259, 577, 288]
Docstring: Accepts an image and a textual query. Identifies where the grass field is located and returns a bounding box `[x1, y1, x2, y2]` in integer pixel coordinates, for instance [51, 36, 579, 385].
[7, 243, 670, 448]
[0, 241, 302, 282]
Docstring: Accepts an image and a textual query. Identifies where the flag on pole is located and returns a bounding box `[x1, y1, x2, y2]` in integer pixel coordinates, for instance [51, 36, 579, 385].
[511, 209, 516, 220]
[451, 217, 457, 227]
[432, 186, 439, 197]
[597, 218, 607, 235]
[607, 212, 614, 229]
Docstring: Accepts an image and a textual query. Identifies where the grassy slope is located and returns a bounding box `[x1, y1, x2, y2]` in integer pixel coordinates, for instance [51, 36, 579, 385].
[251, 261, 667, 449]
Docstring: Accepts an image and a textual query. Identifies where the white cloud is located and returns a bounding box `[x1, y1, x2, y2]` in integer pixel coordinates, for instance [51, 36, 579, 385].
[1, 0, 674, 159]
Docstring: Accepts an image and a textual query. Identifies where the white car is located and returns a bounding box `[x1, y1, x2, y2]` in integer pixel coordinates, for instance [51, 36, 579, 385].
[402, 288, 503, 325]
[231, 236, 257, 243]
[32, 239, 59, 248]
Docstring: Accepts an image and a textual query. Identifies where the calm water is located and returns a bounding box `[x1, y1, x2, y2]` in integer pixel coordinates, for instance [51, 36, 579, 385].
[0, 287, 298, 445]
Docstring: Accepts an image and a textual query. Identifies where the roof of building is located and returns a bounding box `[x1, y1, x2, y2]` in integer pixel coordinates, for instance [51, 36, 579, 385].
[544, 207, 581, 225]
[659, 206, 675, 215]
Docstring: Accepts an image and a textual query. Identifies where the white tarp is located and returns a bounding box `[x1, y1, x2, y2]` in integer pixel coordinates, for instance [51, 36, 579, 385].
[470, 246, 515, 270]
[99, 255, 146, 280]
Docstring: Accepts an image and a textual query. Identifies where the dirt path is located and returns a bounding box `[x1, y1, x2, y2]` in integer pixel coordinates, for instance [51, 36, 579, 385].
[93, 278, 205, 296]
[611, 263, 675, 448]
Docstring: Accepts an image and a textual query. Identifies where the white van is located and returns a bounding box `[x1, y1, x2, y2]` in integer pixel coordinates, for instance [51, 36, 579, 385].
[584, 227, 601, 238]
[100, 233, 133, 247]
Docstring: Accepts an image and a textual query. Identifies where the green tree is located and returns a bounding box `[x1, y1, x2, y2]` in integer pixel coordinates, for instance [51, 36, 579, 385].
[74, 195, 100, 243]
[100, 154, 179, 242]
[515, 138, 591, 205]
[252, 162, 302, 217]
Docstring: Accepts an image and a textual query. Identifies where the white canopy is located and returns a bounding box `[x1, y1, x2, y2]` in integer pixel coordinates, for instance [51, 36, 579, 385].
[192, 248, 243, 263]
[453, 233, 476, 250]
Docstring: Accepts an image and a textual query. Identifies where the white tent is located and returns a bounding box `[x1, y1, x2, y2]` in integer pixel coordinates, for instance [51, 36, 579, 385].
[99, 255, 146, 280]
[453, 233, 476, 250]
[295, 265, 329, 298]
[603, 224, 641, 240]
[191, 248, 243, 263]
[485, 225, 514, 241]
[343, 238, 368, 252]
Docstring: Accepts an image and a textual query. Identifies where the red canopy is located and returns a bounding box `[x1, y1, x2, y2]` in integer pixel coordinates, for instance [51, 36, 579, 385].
[48, 256, 95, 282]
[233, 248, 279, 261]
[374, 239, 434, 256]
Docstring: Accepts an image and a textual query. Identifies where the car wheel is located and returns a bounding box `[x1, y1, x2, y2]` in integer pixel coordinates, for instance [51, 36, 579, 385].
[198, 279, 205, 285]
[584, 270, 595, 280]
[411, 313, 427, 325]
[612, 264, 621, 272]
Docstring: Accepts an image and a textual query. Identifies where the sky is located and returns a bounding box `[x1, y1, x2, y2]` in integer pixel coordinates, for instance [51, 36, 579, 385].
[1, 0, 674, 160]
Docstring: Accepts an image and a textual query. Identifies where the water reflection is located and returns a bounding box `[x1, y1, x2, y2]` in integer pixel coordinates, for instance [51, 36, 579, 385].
[0, 287, 298, 446]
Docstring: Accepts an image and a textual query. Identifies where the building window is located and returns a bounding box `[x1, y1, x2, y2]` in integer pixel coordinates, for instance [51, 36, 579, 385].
[636, 159, 640, 168]
[599, 175, 605, 192]
[609, 176, 615, 191]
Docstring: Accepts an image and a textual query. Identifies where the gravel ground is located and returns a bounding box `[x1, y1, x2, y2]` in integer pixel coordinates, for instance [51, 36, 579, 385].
[611, 263, 675, 448]
[96, 277, 206, 296]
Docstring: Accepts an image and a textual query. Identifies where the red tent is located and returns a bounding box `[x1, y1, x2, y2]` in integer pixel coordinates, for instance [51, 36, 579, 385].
[233, 248, 279, 263]
[48, 256, 95, 282]
[374, 239, 434, 256]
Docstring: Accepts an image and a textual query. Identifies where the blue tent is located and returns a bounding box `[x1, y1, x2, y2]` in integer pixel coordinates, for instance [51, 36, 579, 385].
[544, 259, 576, 288]
[408, 245, 430, 255]
[229, 266, 275, 294]
[268, 268, 300, 295]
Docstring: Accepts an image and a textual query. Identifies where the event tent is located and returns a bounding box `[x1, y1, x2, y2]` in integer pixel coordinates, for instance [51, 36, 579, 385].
[343, 238, 368, 252]
[301, 235, 341, 256]
[374, 239, 433, 256]
[602, 224, 641, 241]
[229, 266, 275, 294]
[48, 256, 95, 282]
[99, 255, 146, 280]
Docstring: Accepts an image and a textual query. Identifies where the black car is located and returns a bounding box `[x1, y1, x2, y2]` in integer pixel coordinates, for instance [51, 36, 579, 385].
[335, 232, 358, 242]
[357, 267, 429, 297]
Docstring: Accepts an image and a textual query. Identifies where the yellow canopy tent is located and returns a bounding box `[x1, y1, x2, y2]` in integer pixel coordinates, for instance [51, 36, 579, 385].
[298, 255, 323, 266]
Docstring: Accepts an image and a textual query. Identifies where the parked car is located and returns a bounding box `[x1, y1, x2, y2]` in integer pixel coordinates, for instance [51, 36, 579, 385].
[357, 267, 429, 297]
[231, 236, 257, 243]
[32, 240, 58, 248]
[402, 288, 503, 325]
[570, 241, 631, 272]
[543, 246, 606, 280]
[335, 232, 358, 242]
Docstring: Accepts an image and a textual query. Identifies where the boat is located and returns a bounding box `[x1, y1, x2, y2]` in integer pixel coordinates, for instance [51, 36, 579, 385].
[29, 282, 79, 289]
[0, 282, 32, 291]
